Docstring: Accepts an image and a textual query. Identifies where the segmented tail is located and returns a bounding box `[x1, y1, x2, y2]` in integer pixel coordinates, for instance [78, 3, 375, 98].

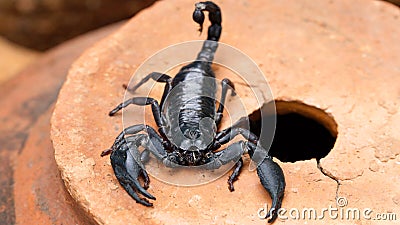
[193, 1, 222, 62]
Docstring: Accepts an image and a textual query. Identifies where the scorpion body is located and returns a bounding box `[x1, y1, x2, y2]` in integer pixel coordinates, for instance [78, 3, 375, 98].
[102, 2, 285, 223]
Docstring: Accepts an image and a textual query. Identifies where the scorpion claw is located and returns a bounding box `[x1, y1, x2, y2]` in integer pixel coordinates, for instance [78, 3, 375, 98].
[109, 141, 156, 207]
[129, 175, 156, 200]
[120, 181, 154, 207]
[256, 156, 285, 223]
[140, 168, 151, 190]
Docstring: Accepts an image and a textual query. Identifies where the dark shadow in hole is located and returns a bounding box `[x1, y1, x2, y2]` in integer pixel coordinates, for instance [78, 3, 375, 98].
[248, 101, 337, 163]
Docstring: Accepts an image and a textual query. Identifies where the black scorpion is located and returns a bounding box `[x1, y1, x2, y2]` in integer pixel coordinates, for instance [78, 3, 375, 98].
[101, 2, 285, 223]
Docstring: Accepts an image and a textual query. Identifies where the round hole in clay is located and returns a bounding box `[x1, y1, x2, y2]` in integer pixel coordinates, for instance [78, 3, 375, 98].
[248, 100, 338, 162]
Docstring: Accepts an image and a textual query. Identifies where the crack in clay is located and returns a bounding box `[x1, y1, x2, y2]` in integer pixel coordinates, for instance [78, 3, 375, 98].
[341, 170, 364, 181]
[316, 160, 366, 207]
[316, 160, 341, 200]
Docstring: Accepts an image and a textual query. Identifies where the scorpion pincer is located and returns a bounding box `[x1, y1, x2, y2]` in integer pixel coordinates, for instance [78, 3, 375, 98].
[101, 1, 285, 223]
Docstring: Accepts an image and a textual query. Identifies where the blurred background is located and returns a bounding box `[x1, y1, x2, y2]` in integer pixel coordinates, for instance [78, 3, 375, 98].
[0, 0, 156, 83]
[0, 0, 156, 50]
[0, 0, 399, 84]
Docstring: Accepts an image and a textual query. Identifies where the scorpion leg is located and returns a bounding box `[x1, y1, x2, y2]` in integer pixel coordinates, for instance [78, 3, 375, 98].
[215, 117, 270, 169]
[227, 158, 243, 191]
[215, 78, 236, 127]
[212, 117, 265, 159]
[212, 123, 285, 222]
[206, 141, 250, 191]
[206, 141, 246, 170]
[247, 142, 285, 223]
[108, 97, 168, 138]
[208, 121, 260, 191]
[123, 72, 172, 107]
[213, 126, 259, 149]
[124, 72, 171, 93]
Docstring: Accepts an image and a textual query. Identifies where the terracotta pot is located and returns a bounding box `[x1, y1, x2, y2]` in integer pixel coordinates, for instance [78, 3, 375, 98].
[51, 0, 400, 224]
[0, 22, 122, 224]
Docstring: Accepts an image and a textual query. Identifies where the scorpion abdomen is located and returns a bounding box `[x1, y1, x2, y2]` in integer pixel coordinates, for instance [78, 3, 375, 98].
[165, 68, 217, 146]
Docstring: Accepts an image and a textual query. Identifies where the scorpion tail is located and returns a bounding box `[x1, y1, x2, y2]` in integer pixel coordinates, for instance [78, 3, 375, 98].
[193, 1, 222, 41]
[193, 2, 221, 63]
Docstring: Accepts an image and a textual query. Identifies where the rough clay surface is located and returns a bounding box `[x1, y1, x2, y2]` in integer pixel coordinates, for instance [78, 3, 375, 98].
[51, 0, 400, 224]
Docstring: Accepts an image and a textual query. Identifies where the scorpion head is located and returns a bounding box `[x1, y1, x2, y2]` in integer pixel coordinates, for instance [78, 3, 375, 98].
[183, 128, 201, 140]
[167, 144, 208, 166]
[175, 117, 216, 152]
[182, 149, 202, 165]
